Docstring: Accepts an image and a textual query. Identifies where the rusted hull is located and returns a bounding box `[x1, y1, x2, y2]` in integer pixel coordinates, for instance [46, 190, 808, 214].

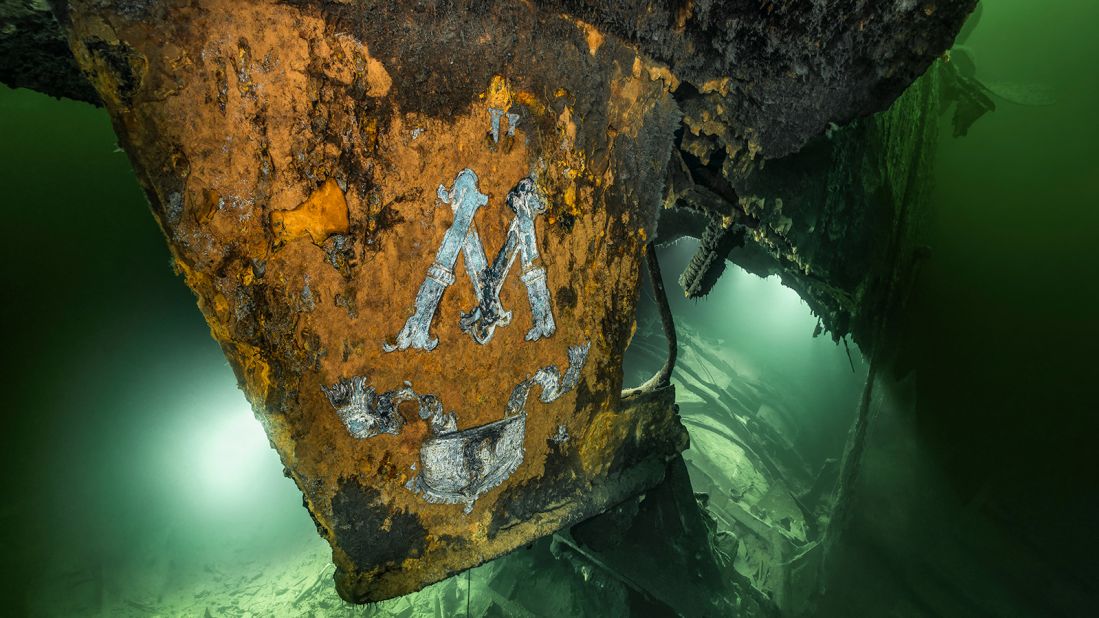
[58, 0, 687, 601]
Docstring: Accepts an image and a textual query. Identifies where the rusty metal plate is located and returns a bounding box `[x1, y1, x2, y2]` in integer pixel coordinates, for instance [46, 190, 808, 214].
[61, 0, 688, 601]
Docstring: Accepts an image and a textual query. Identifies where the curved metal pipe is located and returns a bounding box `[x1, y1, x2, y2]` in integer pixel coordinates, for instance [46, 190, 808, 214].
[624, 242, 678, 396]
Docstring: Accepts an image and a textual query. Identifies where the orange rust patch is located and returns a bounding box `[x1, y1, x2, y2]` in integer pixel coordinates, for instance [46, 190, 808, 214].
[581, 21, 604, 56]
[700, 76, 731, 97]
[485, 74, 513, 109]
[514, 90, 546, 116]
[270, 178, 350, 245]
[362, 50, 392, 96]
[234, 341, 273, 403]
[646, 65, 680, 92]
[194, 188, 220, 224]
[579, 407, 633, 476]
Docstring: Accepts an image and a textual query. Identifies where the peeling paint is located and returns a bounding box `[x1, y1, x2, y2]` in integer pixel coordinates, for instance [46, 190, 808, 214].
[488, 107, 521, 143]
[407, 342, 589, 512]
[551, 424, 569, 444]
[505, 342, 590, 415]
[387, 170, 556, 350]
[459, 177, 555, 344]
[489, 107, 504, 143]
[321, 377, 448, 440]
[385, 168, 488, 352]
[413, 413, 527, 513]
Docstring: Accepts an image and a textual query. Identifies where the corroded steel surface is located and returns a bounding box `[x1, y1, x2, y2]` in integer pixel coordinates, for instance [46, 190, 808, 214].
[59, 0, 688, 601]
